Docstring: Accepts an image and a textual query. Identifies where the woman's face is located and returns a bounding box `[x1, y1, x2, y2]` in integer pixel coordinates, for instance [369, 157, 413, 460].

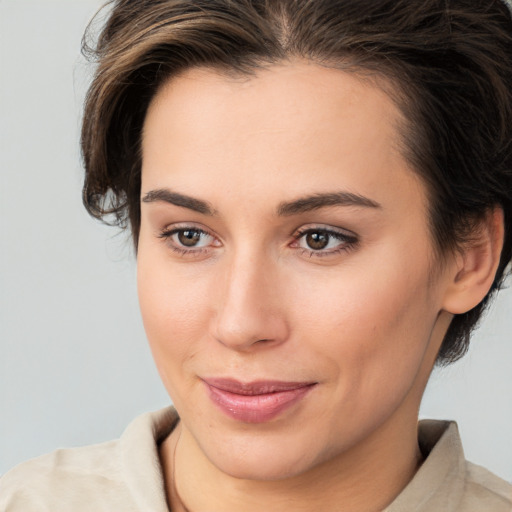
[138, 62, 454, 480]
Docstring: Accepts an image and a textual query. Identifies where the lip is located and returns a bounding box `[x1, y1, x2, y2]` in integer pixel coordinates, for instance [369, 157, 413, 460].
[202, 378, 317, 423]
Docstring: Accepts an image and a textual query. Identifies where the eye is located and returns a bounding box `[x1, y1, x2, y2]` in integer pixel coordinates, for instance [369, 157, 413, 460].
[292, 227, 358, 256]
[175, 229, 211, 247]
[158, 226, 219, 254]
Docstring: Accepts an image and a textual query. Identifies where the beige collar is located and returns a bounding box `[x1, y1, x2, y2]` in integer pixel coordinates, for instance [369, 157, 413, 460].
[386, 420, 466, 511]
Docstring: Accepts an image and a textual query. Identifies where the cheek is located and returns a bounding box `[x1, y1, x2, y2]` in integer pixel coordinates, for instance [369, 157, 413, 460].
[293, 253, 438, 391]
[136, 245, 214, 387]
[285, 263, 438, 448]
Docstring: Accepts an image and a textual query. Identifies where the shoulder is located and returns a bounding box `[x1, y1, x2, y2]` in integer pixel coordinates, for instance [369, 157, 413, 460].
[0, 407, 178, 512]
[0, 440, 135, 512]
[459, 460, 512, 511]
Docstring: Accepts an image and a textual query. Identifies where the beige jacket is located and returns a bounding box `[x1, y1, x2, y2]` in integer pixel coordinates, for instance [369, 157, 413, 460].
[1, 407, 511, 511]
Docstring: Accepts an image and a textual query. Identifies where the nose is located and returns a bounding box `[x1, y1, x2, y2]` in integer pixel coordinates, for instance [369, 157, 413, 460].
[211, 250, 289, 351]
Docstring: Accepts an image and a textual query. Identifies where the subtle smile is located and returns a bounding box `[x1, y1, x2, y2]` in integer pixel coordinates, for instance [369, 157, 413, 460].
[202, 378, 317, 423]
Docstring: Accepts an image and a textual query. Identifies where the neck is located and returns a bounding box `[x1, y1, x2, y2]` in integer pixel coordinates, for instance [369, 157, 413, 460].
[160, 413, 423, 512]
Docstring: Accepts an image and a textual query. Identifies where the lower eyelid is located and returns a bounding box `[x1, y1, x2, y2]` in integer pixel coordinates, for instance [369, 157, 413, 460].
[298, 247, 348, 258]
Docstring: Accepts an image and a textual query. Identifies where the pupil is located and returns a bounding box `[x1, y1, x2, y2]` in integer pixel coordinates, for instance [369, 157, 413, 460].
[178, 230, 201, 247]
[306, 232, 329, 250]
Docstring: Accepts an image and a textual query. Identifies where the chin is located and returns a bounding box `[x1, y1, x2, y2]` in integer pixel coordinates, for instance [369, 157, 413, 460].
[216, 454, 314, 482]
[200, 428, 324, 482]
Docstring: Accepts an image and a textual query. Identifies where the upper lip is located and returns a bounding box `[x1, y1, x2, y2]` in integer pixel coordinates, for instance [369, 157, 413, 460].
[202, 378, 317, 395]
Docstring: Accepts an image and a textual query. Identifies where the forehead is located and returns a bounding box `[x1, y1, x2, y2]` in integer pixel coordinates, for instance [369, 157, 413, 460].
[144, 61, 403, 151]
[141, 61, 425, 218]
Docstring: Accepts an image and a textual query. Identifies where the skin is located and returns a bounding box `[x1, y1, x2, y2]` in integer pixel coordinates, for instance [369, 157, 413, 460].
[137, 61, 500, 512]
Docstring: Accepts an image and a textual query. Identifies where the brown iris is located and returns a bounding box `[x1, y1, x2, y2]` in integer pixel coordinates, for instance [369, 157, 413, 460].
[178, 229, 202, 247]
[305, 231, 329, 250]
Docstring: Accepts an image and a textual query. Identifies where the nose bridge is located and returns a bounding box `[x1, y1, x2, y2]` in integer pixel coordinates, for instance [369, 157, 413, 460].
[212, 244, 287, 350]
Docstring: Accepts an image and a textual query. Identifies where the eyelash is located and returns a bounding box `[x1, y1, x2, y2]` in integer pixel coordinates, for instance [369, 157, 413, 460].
[292, 227, 359, 258]
[158, 225, 359, 258]
[158, 226, 215, 257]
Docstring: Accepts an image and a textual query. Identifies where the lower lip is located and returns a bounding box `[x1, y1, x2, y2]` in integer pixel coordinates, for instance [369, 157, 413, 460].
[204, 382, 315, 423]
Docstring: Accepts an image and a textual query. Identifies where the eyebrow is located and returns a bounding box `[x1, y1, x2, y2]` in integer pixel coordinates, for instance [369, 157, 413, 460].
[141, 189, 216, 215]
[141, 188, 381, 217]
[277, 192, 381, 216]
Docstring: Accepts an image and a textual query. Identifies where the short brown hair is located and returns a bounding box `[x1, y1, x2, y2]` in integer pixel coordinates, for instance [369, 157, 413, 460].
[81, 0, 512, 365]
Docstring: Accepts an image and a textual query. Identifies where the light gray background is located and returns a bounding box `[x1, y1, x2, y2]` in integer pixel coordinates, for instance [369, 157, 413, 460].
[1, 0, 511, 481]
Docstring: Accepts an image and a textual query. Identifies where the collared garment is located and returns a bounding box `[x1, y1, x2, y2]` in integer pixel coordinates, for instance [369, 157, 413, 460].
[1, 407, 511, 511]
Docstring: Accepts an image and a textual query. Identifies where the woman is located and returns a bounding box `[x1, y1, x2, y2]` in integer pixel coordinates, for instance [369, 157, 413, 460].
[1, 0, 511, 510]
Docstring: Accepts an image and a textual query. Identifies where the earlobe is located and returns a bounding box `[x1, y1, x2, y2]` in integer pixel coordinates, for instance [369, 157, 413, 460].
[442, 208, 504, 315]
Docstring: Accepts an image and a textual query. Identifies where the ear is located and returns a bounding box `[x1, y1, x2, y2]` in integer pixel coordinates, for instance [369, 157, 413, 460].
[442, 208, 505, 315]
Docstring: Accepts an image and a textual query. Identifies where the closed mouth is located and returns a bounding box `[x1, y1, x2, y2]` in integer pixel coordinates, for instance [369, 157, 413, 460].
[202, 377, 317, 423]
